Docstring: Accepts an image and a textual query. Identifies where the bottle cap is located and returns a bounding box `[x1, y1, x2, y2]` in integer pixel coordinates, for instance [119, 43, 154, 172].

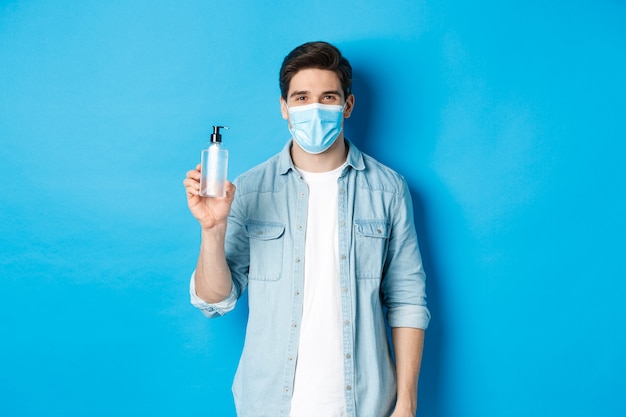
[211, 125, 229, 143]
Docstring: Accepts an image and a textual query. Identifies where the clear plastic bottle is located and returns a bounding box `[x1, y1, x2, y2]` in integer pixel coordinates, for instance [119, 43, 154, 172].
[200, 125, 229, 197]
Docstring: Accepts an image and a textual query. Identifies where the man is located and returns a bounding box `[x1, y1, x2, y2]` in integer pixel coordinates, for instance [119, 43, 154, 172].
[183, 41, 430, 417]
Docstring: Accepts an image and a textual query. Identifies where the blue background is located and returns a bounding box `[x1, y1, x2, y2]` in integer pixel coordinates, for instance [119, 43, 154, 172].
[1, 1, 625, 416]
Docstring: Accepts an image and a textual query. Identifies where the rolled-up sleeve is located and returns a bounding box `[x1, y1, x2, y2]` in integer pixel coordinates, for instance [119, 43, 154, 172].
[188, 176, 251, 319]
[189, 271, 238, 318]
[382, 178, 431, 330]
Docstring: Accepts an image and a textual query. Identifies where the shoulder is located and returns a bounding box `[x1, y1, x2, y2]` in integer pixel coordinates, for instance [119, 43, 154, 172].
[233, 152, 284, 196]
[358, 152, 408, 195]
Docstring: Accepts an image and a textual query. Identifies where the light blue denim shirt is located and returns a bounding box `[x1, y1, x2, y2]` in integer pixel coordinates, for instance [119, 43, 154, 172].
[190, 139, 430, 417]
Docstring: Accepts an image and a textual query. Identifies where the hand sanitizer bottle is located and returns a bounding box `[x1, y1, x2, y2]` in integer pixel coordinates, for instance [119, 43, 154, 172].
[200, 125, 229, 197]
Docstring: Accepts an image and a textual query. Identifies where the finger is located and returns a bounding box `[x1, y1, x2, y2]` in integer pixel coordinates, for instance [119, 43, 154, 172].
[183, 177, 200, 189]
[185, 186, 199, 197]
[225, 181, 236, 201]
[183, 179, 201, 196]
[186, 168, 201, 180]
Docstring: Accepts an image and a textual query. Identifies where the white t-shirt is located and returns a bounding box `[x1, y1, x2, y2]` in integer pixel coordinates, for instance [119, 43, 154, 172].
[289, 164, 347, 417]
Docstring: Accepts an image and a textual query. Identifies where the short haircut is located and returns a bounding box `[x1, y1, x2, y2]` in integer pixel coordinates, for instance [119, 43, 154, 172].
[279, 41, 353, 101]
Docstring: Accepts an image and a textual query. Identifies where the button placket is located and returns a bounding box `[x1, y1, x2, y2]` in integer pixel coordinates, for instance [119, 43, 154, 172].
[337, 175, 356, 413]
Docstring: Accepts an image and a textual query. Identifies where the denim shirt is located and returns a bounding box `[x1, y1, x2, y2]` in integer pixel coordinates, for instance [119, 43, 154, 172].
[190, 140, 430, 417]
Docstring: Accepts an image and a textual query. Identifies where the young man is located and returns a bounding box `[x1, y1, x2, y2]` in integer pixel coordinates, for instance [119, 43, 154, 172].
[183, 41, 430, 417]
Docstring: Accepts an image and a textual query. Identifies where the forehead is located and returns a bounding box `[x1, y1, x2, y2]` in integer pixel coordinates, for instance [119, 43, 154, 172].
[288, 68, 342, 94]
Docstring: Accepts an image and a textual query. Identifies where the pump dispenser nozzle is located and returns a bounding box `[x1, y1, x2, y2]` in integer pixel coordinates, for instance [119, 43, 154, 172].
[211, 125, 229, 143]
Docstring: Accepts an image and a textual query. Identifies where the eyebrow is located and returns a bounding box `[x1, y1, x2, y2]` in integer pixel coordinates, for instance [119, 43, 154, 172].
[289, 90, 309, 98]
[322, 90, 342, 97]
[288, 90, 342, 98]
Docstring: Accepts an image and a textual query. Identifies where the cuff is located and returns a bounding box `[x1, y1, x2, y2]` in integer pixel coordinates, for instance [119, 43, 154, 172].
[189, 271, 238, 318]
[387, 305, 431, 329]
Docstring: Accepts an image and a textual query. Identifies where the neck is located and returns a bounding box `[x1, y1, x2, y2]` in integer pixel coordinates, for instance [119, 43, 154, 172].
[291, 136, 348, 173]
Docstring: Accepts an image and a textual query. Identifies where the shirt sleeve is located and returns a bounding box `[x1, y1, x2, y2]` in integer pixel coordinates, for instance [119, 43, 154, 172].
[188, 176, 251, 319]
[189, 270, 238, 318]
[382, 177, 431, 330]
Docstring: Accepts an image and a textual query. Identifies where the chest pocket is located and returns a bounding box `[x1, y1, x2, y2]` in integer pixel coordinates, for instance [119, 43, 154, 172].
[245, 220, 285, 281]
[354, 219, 390, 279]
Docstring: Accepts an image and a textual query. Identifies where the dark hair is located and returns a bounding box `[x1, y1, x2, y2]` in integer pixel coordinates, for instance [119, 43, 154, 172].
[279, 41, 352, 100]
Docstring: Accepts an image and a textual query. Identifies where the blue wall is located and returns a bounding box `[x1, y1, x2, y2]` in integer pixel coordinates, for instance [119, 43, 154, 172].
[1, 1, 625, 416]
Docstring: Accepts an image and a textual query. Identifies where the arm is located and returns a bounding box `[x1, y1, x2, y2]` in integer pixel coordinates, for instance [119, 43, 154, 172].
[184, 164, 236, 303]
[390, 327, 425, 417]
[383, 178, 429, 416]
[194, 223, 233, 303]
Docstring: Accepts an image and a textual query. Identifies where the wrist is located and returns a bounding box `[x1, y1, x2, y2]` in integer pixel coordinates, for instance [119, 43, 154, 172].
[200, 220, 227, 235]
[395, 394, 417, 415]
[395, 402, 416, 411]
[200, 223, 228, 249]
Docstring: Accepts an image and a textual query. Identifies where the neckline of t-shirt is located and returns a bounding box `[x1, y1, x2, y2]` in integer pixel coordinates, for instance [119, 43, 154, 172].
[295, 162, 347, 183]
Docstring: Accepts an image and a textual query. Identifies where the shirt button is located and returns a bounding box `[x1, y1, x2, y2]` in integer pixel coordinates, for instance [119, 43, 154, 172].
[257, 231, 263, 236]
[342, 287, 348, 292]
[339, 221, 345, 227]
[299, 192, 305, 198]
[295, 291, 300, 296]
[341, 255, 346, 260]
[297, 225, 303, 230]
[344, 320, 350, 326]
[345, 353, 351, 359]
[292, 323, 298, 328]
[346, 385, 352, 391]
[339, 189, 345, 194]
[295, 258, 301, 263]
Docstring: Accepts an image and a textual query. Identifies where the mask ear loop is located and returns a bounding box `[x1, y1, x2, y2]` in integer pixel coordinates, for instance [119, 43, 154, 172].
[343, 97, 350, 114]
[284, 101, 293, 129]
[338, 102, 347, 130]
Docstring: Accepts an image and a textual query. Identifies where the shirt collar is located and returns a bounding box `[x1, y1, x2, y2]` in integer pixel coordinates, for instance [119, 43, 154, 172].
[277, 138, 365, 175]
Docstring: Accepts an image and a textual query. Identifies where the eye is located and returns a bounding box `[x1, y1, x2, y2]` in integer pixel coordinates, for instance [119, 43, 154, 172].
[323, 95, 338, 102]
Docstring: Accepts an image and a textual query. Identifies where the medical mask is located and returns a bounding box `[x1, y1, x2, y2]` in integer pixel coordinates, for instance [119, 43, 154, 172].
[287, 103, 345, 154]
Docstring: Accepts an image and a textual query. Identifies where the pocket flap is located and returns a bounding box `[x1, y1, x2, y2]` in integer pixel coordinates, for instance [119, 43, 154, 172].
[354, 220, 390, 238]
[245, 220, 286, 240]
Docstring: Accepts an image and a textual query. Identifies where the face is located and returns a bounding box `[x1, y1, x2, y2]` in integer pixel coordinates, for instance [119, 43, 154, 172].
[280, 68, 354, 122]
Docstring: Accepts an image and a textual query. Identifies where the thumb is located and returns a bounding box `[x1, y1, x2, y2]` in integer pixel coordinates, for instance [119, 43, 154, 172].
[224, 181, 236, 201]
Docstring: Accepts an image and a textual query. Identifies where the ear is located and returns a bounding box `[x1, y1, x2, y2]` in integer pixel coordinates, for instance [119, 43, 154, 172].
[343, 94, 355, 119]
[280, 97, 289, 120]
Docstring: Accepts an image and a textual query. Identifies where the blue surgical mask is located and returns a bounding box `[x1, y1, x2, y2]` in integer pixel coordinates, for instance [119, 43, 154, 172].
[287, 103, 345, 154]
